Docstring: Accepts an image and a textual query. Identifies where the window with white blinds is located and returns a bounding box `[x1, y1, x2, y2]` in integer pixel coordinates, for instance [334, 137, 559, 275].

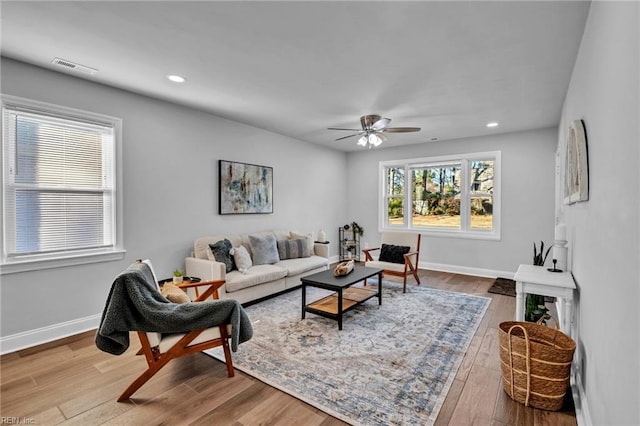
[2, 95, 124, 272]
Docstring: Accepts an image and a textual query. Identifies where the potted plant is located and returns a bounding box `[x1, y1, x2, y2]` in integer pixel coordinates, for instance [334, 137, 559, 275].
[350, 221, 364, 236]
[525, 241, 552, 323]
[173, 269, 184, 284]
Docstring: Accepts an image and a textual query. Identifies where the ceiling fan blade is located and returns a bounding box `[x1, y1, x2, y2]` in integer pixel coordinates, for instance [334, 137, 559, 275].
[375, 132, 388, 142]
[371, 118, 391, 131]
[383, 127, 421, 133]
[328, 127, 362, 131]
[335, 133, 360, 141]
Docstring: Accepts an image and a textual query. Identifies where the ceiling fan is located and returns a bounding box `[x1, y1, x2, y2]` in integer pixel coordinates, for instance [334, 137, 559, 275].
[328, 114, 421, 148]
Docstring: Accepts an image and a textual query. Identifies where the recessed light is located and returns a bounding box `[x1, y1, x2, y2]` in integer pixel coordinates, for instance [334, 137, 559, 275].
[167, 75, 186, 83]
[486, 122, 499, 128]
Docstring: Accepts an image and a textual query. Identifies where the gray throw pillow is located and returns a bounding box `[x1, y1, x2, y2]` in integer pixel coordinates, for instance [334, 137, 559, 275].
[379, 243, 410, 264]
[249, 234, 280, 265]
[277, 238, 310, 260]
[209, 239, 236, 272]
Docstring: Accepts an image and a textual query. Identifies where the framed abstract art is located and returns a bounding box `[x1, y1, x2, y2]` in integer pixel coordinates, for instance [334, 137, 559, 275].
[564, 119, 589, 204]
[219, 160, 273, 214]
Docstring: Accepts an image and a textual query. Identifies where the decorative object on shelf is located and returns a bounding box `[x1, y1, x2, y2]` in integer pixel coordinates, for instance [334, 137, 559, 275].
[350, 221, 364, 236]
[533, 241, 551, 266]
[547, 259, 562, 273]
[564, 119, 589, 204]
[317, 229, 326, 243]
[172, 269, 184, 284]
[339, 225, 361, 262]
[219, 159, 273, 214]
[525, 241, 552, 324]
[551, 223, 568, 272]
[333, 259, 355, 276]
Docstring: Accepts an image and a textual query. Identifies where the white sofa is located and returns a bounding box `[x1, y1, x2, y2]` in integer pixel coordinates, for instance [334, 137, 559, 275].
[185, 230, 330, 304]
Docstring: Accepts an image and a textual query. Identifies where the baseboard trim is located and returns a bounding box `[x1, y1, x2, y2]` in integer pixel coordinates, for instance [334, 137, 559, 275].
[0, 314, 101, 355]
[421, 261, 515, 280]
[572, 367, 593, 426]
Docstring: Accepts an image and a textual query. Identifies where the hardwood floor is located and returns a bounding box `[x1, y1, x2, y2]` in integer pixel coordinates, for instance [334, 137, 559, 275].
[0, 269, 577, 425]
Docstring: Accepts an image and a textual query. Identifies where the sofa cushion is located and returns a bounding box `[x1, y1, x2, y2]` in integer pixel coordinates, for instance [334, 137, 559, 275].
[276, 255, 329, 276]
[379, 243, 410, 264]
[249, 234, 280, 265]
[194, 235, 244, 260]
[365, 260, 408, 273]
[209, 239, 236, 272]
[277, 238, 310, 260]
[290, 231, 314, 254]
[230, 245, 253, 271]
[224, 264, 287, 293]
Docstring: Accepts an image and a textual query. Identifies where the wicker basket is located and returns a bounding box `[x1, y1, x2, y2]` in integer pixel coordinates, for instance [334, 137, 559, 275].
[498, 320, 576, 411]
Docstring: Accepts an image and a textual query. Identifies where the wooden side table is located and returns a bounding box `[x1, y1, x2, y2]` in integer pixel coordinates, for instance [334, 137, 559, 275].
[514, 264, 576, 337]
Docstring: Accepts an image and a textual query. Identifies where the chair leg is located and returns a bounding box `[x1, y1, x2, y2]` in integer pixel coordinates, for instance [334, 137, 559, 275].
[413, 269, 421, 285]
[222, 338, 234, 378]
[403, 275, 407, 293]
[117, 355, 172, 402]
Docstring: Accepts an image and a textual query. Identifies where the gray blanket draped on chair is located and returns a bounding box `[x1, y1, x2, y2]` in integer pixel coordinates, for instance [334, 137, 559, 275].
[95, 262, 253, 355]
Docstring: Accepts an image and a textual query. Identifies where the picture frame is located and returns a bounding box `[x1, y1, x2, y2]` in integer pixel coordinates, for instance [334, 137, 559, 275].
[219, 160, 273, 214]
[564, 119, 589, 204]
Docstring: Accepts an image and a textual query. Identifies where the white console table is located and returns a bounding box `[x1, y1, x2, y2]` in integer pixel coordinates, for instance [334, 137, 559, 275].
[514, 264, 576, 337]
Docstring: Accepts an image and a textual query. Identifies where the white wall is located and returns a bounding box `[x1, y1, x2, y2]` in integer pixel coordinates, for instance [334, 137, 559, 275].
[0, 58, 347, 344]
[557, 2, 639, 425]
[346, 127, 558, 277]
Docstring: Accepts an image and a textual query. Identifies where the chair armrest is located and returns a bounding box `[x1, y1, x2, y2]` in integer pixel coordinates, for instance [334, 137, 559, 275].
[403, 251, 420, 266]
[179, 279, 226, 301]
[362, 247, 380, 262]
[314, 242, 330, 258]
[185, 257, 226, 281]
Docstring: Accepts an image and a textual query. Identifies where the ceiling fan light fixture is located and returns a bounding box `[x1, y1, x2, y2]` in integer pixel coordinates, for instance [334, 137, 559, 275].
[357, 136, 368, 146]
[369, 133, 382, 147]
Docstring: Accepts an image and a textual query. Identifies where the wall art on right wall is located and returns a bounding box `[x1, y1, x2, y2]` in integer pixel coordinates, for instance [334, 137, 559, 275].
[564, 119, 589, 204]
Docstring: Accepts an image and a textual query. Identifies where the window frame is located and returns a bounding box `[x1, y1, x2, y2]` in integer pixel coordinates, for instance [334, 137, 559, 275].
[1, 94, 125, 274]
[379, 151, 501, 240]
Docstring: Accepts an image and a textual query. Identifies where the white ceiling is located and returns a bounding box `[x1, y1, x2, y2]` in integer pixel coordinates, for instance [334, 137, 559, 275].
[0, 1, 590, 152]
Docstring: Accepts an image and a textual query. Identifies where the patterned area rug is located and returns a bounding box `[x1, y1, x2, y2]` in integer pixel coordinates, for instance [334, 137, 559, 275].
[206, 281, 490, 426]
[488, 277, 516, 297]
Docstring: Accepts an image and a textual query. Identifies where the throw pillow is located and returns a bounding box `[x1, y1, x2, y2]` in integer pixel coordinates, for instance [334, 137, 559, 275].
[277, 238, 310, 260]
[230, 245, 253, 271]
[160, 283, 190, 304]
[209, 239, 236, 273]
[249, 234, 280, 265]
[379, 243, 410, 264]
[289, 231, 314, 254]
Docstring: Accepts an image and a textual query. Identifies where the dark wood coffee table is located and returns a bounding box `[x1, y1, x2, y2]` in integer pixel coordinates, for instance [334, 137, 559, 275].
[301, 266, 383, 330]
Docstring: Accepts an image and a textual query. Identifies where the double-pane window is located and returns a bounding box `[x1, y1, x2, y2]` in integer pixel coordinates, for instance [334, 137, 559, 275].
[2, 95, 123, 271]
[380, 152, 500, 239]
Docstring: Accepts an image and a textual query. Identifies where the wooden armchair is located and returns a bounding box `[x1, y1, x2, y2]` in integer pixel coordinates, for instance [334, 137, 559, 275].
[117, 260, 235, 402]
[362, 232, 421, 293]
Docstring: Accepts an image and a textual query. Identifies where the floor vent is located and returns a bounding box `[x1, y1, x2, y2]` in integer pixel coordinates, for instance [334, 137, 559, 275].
[51, 57, 98, 75]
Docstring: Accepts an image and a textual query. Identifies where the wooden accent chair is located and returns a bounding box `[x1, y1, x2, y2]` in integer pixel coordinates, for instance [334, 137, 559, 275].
[118, 260, 235, 402]
[362, 232, 421, 293]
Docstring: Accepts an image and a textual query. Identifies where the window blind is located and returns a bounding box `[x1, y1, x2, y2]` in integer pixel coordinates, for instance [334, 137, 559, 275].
[3, 106, 116, 257]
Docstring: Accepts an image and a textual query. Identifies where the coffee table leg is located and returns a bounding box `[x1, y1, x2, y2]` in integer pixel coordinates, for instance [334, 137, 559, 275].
[302, 283, 306, 319]
[338, 288, 343, 330]
[377, 272, 382, 305]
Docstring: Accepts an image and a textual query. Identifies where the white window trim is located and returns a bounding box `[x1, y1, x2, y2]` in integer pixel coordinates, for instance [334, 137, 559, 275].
[1, 94, 125, 274]
[379, 151, 501, 241]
